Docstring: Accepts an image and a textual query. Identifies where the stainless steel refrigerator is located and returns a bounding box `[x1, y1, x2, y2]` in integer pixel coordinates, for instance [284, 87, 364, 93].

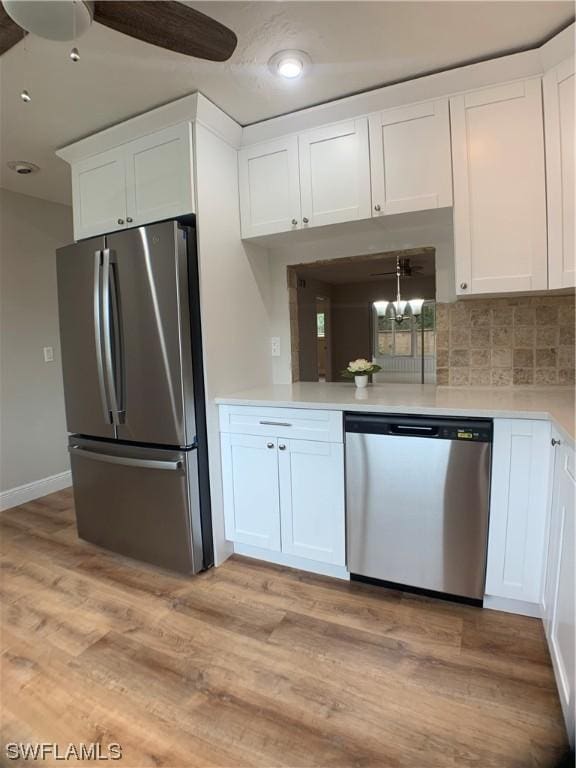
[56, 219, 212, 574]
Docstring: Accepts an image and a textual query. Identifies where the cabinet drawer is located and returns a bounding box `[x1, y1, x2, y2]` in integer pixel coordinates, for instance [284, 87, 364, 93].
[219, 405, 343, 443]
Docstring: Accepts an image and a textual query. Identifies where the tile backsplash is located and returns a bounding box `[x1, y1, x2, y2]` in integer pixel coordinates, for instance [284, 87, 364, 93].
[436, 295, 575, 387]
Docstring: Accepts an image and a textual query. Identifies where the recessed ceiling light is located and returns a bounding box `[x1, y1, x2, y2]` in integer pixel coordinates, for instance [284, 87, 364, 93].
[268, 50, 311, 80]
[7, 161, 40, 175]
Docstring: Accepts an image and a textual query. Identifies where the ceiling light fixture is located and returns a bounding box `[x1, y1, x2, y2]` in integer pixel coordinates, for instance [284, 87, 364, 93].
[373, 256, 424, 324]
[7, 160, 40, 175]
[2, 0, 93, 41]
[268, 50, 311, 80]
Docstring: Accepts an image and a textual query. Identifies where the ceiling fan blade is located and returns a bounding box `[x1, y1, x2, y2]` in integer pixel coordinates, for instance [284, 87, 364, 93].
[370, 272, 396, 278]
[0, 4, 27, 55]
[93, 1, 237, 62]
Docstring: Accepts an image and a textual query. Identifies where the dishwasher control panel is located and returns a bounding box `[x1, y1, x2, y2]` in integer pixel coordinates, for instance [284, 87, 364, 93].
[344, 414, 493, 443]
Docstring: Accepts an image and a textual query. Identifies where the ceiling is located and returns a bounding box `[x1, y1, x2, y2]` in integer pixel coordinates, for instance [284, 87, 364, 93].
[295, 248, 436, 284]
[0, 1, 573, 205]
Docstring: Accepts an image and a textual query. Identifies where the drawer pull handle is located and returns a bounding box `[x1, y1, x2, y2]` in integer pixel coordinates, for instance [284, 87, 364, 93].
[259, 420, 292, 427]
[279, 444, 286, 451]
[551, 438, 562, 446]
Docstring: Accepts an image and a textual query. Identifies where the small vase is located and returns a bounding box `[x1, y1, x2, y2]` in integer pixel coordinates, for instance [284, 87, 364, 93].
[354, 375, 368, 389]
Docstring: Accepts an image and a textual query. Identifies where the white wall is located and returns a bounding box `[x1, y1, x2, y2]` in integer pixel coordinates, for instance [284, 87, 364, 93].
[0, 188, 72, 496]
[194, 124, 273, 565]
[266, 209, 455, 384]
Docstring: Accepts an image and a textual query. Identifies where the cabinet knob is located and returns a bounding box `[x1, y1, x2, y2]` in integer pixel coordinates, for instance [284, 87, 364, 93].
[460, 282, 468, 290]
[126, 217, 133, 223]
[266, 442, 274, 449]
[551, 438, 562, 446]
[117, 218, 125, 225]
[291, 219, 298, 226]
[374, 204, 381, 212]
[303, 217, 309, 224]
[278, 444, 286, 451]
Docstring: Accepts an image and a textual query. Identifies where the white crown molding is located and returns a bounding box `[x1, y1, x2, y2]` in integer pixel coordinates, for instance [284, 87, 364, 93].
[540, 22, 575, 71]
[57, 91, 242, 164]
[0, 470, 72, 512]
[241, 24, 575, 147]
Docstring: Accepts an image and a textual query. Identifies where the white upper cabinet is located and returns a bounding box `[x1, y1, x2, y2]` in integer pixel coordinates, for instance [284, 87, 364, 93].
[544, 57, 575, 290]
[485, 419, 552, 608]
[450, 79, 547, 295]
[238, 136, 301, 237]
[71, 147, 127, 241]
[70, 122, 195, 241]
[369, 99, 452, 216]
[298, 119, 371, 228]
[125, 123, 194, 228]
[278, 439, 345, 565]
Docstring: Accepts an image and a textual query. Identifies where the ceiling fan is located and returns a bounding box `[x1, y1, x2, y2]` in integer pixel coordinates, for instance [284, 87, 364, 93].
[370, 257, 424, 279]
[0, 1, 237, 61]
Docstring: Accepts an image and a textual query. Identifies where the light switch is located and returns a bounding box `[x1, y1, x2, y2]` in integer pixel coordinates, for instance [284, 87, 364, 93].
[271, 337, 281, 357]
[43, 346, 54, 362]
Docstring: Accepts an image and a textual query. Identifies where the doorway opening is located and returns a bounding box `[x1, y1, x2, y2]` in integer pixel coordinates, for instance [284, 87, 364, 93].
[288, 247, 436, 383]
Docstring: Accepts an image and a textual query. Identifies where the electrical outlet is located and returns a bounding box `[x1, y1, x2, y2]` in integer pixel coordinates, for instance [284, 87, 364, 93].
[271, 337, 281, 357]
[43, 346, 54, 362]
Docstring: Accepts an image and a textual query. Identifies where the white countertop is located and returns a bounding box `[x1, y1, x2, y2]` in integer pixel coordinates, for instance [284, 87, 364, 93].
[215, 383, 576, 443]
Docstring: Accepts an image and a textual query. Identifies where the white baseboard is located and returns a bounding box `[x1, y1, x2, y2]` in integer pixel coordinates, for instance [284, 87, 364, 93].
[233, 543, 350, 580]
[483, 594, 542, 618]
[0, 471, 72, 512]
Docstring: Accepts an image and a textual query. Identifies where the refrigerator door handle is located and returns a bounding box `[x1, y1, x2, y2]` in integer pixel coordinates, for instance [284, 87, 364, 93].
[69, 445, 183, 471]
[93, 250, 112, 424]
[101, 248, 121, 426]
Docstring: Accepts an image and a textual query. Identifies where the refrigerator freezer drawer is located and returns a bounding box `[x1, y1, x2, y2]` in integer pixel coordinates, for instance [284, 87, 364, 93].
[69, 437, 204, 574]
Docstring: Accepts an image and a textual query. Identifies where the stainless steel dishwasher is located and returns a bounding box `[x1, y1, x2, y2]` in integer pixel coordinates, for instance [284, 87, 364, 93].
[345, 413, 492, 603]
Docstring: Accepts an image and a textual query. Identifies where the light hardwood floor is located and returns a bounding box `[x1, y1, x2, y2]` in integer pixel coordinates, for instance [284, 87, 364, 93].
[0, 490, 569, 767]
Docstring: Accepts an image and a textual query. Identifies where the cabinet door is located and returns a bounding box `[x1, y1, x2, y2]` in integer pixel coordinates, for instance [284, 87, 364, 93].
[239, 136, 301, 237]
[278, 439, 345, 565]
[485, 419, 552, 604]
[369, 99, 452, 216]
[450, 79, 547, 295]
[124, 123, 195, 226]
[298, 119, 371, 228]
[544, 57, 575, 290]
[544, 439, 575, 744]
[71, 147, 127, 240]
[220, 433, 281, 551]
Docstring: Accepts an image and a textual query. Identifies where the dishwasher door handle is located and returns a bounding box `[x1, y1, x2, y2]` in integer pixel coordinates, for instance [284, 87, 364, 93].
[390, 424, 439, 436]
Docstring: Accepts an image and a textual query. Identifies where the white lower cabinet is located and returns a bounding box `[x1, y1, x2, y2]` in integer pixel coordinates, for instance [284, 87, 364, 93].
[220, 433, 281, 551]
[543, 433, 575, 745]
[220, 409, 345, 569]
[485, 419, 552, 611]
[278, 440, 345, 565]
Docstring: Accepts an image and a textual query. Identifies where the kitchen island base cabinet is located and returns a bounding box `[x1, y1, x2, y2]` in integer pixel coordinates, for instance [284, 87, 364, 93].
[220, 419, 345, 570]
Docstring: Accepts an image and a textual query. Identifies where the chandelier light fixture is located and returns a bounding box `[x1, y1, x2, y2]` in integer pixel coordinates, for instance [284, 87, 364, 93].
[373, 256, 424, 324]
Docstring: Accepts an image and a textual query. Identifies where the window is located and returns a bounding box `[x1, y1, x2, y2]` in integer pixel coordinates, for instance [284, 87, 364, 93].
[375, 301, 436, 358]
[316, 312, 325, 338]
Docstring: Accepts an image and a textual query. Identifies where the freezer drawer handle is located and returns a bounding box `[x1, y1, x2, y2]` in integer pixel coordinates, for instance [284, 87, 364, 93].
[259, 420, 292, 427]
[69, 446, 183, 471]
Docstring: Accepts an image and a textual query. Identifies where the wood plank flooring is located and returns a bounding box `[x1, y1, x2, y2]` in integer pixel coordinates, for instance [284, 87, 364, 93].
[0, 490, 569, 767]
